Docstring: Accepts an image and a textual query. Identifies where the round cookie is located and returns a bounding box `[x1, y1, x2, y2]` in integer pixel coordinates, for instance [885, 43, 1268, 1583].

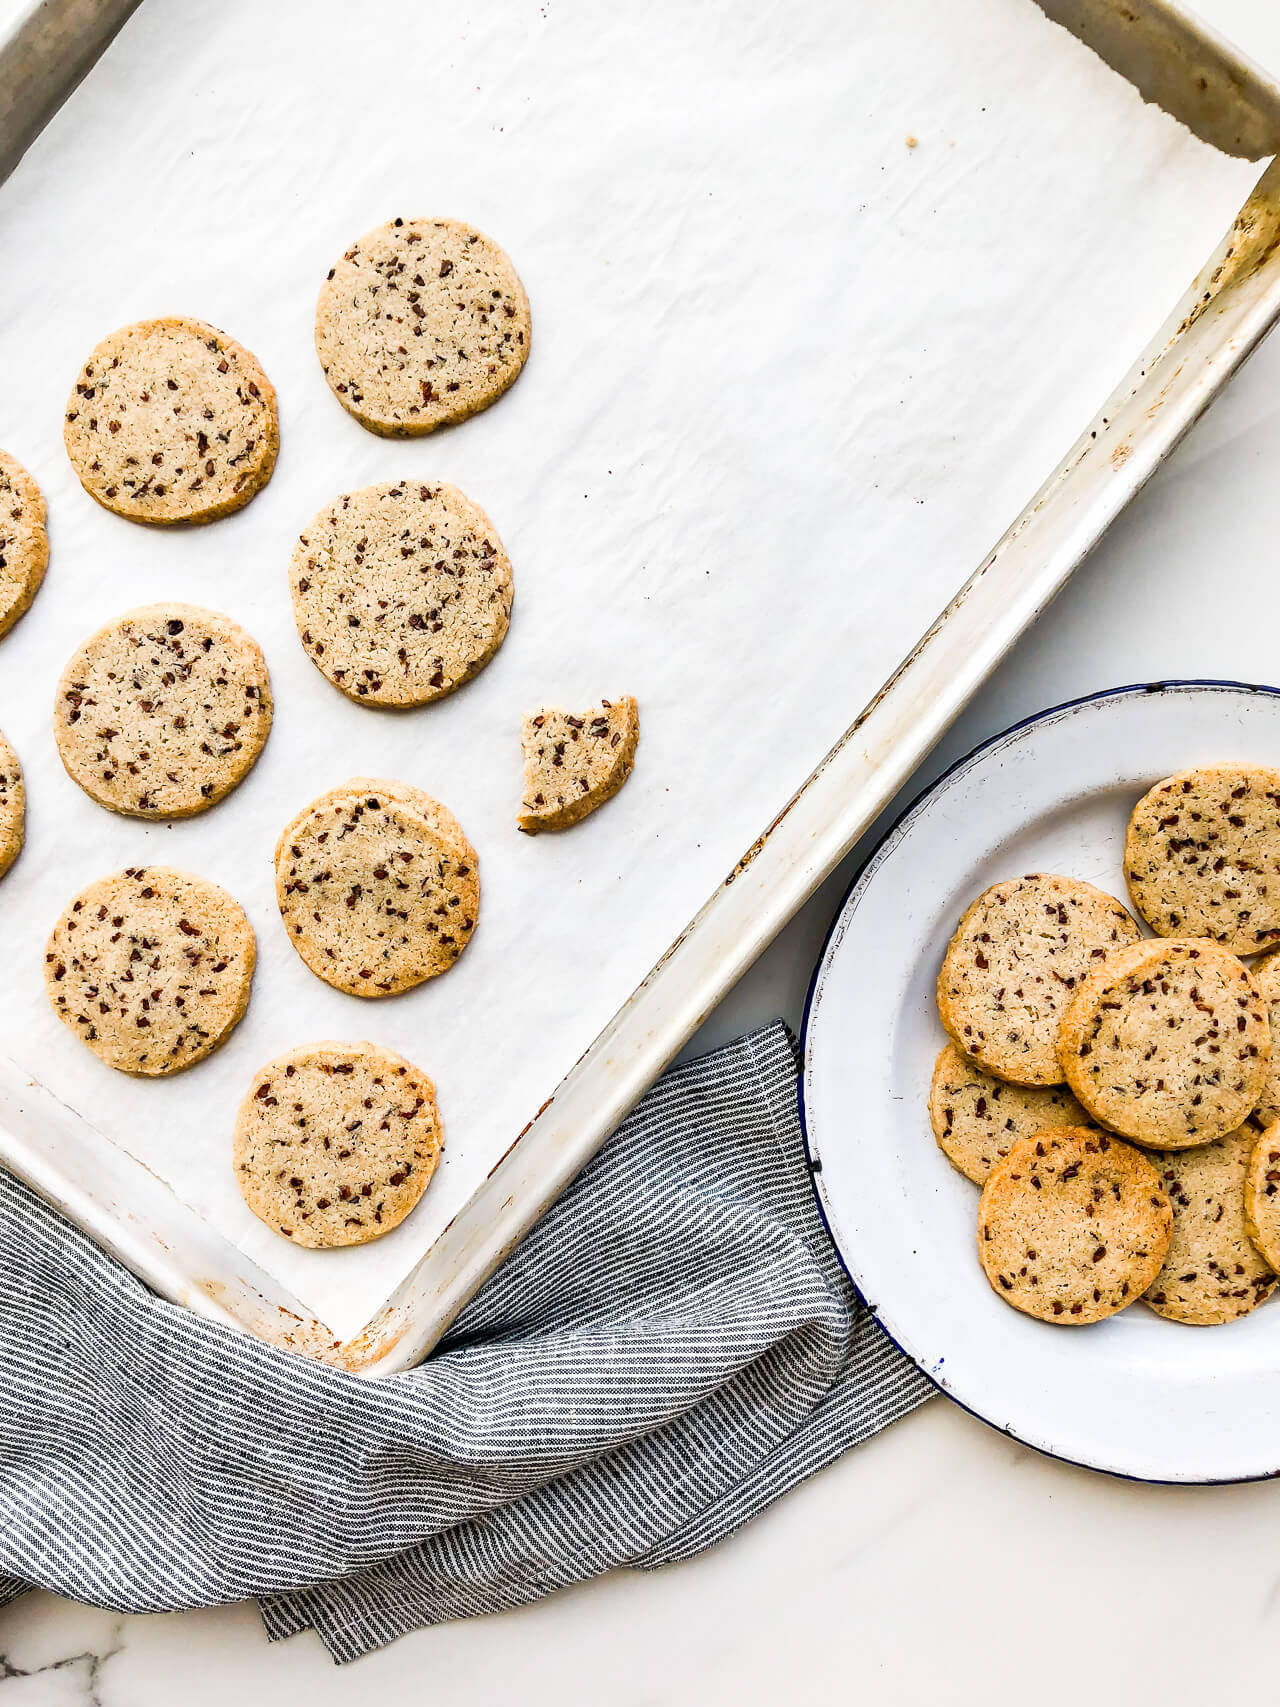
[291, 482, 513, 706]
[1058, 937, 1270, 1148]
[275, 777, 479, 996]
[1143, 1126, 1276, 1324]
[44, 865, 255, 1076]
[1245, 1120, 1280, 1273]
[0, 729, 24, 880]
[1124, 765, 1280, 954]
[937, 874, 1142, 1086]
[977, 1128, 1172, 1324]
[928, 1042, 1092, 1185]
[54, 603, 272, 818]
[0, 449, 48, 638]
[315, 217, 530, 437]
[233, 1040, 442, 1247]
[1246, 946, 1280, 1125]
[63, 317, 278, 525]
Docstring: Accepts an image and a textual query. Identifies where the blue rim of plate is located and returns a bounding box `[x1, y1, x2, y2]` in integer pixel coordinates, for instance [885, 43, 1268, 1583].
[797, 678, 1280, 1487]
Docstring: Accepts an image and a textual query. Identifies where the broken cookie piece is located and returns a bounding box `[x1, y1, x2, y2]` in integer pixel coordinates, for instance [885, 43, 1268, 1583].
[518, 696, 639, 833]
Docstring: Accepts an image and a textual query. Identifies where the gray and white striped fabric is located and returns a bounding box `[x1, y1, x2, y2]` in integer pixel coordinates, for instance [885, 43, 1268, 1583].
[0, 1021, 933, 1662]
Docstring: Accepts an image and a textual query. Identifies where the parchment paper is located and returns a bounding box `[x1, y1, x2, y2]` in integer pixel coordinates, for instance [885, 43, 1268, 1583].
[0, 0, 1260, 1338]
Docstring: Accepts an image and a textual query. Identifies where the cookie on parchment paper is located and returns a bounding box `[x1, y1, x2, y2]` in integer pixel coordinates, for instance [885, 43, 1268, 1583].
[315, 217, 531, 436]
[290, 481, 513, 706]
[63, 317, 278, 525]
[1124, 765, 1280, 955]
[0, 449, 48, 638]
[977, 1128, 1172, 1324]
[275, 777, 479, 996]
[517, 696, 639, 833]
[44, 865, 255, 1076]
[1142, 1126, 1276, 1325]
[54, 603, 272, 819]
[1058, 937, 1270, 1149]
[233, 1040, 442, 1248]
[928, 1042, 1091, 1186]
[0, 729, 24, 881]
[936, 874, 1141, 1087]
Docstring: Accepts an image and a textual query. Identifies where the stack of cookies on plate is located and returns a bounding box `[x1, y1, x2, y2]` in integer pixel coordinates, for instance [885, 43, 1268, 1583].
[931, 764, 1280, 1328]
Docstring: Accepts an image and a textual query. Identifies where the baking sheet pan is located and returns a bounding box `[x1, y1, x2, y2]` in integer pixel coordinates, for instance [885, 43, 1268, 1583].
[0, 0, 1274, 1360]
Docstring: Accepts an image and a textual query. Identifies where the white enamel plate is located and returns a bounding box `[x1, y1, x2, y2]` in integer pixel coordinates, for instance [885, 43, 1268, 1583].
[802, 681, 1280, 1483]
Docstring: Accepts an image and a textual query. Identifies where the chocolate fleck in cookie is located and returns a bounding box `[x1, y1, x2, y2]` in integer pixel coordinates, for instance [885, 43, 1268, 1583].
[275, 777, 479, 996]
[64, 317, 278, 524]
[928, 1042, 1091, 1186]
[0, 729, 24, 880]
[977, 1128, 1171, 1324]
[1245, 1120, 1280, 1272]
[54, 603, 272, 818]
[1143, 1126, 1275, 1324]
[0, 449, 48, 638]
[1250, 947, 1280, 1124]
[1124, 765, 1280, 954]
[291, 482, 513, 706]
[1058, 938, 1270, 1148]
[315, 217, 531, 436]
[44, 866, 255, 1075]
[936, 874, 1141, 1087]
[233, 1040, 442, 1247]
[518, 697, 639, 833]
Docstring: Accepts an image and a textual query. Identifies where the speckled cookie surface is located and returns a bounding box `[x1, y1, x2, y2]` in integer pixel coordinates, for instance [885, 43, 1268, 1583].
[1124, 766, 1280, 954]
[275, 778, 479, 996]
[518, 697, 639, 833]
[54, 603, 272, 818]
[0, 449, 48, 637]
[0, 729, 24, 880]
[63, 317, 277, 525]
[936, 874, 1141, 1087]
[291, 482, 512, 706]
[1244, 1120, 1280, 1272]
[1251, 947, 1280, 1126]
[233, 1040, 442, 1247]
[928, 1042, 1091, 1185]
[977, 1128, 1171, 1324]
[1142, 1126, 1275, 1324]
[315, 218, 531, 436]
[1058, 938, 1270, 1148]
[44, 866, 255, 1075]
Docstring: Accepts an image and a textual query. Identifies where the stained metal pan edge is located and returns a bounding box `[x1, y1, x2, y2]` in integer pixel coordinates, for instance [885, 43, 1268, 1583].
[4, 3, 1280, 1371]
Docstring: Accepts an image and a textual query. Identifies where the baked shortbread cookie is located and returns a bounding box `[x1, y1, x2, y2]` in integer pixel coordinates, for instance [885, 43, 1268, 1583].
[1124, 766, 1280, 954]
[63, 317, 278, 524]
[1244, 1119, 1280, 1273]
[1058, 938, 1270, 1148]
[233, 1040, 442, 1247]
[936, 874, 1141, 1086]
[291, 481, 513, 706]
[0, 729, 24, 880]
[977, 1128, 1171, 1324]
[928, 1042, 1091, 1185]
[44, 866, 255, 1075]
[275, 778, 479, 995]
[1243, 945, 1280, 1125]
[0, 449, 48, 637]
[1143, 1126, 1276, 1324]
[54, 603, 272, 818]
[518, 696, 639, 833]
[315, 217, 530, 436]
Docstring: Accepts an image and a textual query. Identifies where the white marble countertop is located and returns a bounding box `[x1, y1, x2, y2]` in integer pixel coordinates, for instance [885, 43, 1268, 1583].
[8, 2, 1280, 1699]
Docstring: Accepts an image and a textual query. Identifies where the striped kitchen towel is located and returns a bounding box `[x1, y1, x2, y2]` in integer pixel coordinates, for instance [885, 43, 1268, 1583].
[0, 1021, 932, 1662]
